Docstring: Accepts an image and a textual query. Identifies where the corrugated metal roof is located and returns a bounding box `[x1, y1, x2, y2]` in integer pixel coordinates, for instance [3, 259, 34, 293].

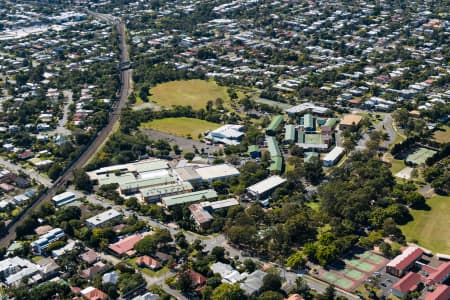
[162, 189, 217, 207]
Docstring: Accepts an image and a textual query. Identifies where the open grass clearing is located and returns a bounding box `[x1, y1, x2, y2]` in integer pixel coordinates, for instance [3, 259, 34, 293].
[433, 126, 450, 144]
[148, 80, 230, 110]
[400, 195, 450, 254]
[140, 117, 220, 140]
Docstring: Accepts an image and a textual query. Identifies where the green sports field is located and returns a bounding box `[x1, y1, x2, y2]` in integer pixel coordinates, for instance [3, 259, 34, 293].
[140, 117, 220, 140]
[400, 195, 450, 253]
[149, 80, 229, 110]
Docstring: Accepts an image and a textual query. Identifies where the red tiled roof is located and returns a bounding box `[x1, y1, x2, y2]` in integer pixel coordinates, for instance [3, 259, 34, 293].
[387, 246, 423, 272]
[108, 234, 142, 255]
[136, 255, 161, 269]
[185, 270, 206, 286]
[82, 287, 108, 300]
[425, 284, 450, 300]
[391, 272, 422, 294]
[426, 262, 450, 285]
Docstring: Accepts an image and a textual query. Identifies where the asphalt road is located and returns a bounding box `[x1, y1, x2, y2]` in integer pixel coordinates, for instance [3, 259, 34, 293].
[0, 21, 132, 248]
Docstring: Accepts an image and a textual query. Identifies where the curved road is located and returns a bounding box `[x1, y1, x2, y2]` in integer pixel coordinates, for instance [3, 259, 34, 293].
[0, 21, 132, 248]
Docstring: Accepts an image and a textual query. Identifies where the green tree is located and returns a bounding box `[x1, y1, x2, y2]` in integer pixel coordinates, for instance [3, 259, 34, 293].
[261, 273, 282, 292]
[73, 169, 92, 192]
[48, 163, 63, 181]
[177, 271, 194, 293]
[212, 283, 247, 300]
[258, 291, 284, 300]
[134, 235, 157, 255]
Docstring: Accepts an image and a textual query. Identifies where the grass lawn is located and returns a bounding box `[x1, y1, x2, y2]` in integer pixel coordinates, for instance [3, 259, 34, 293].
[149, 80, 229, 110]
[140, 266, 170, 278]
[400, 195, 450, 253]
[384, 153, 406, 174]
[433, 126, 450, 144]
[140, 117, 220, 140]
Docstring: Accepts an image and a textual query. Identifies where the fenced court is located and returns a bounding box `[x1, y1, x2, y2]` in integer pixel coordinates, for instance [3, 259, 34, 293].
[316, 251, 388, 291]
[344, 258, 376, 272]
[358, 251, 385, 264]
[321, 271, 354, 290]
[340, 268, 364, 280]
[406, 147, 436, 165]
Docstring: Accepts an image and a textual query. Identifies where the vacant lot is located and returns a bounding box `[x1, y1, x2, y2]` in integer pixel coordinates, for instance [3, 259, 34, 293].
[140, 117, 220, 140]
[149, 80, 229, 110]
[400, 195, 450, 253]
[433, 126, 450, 144]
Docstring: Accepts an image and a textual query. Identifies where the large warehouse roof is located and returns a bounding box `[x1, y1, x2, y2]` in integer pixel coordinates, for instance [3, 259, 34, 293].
[247, 175, 287, 195]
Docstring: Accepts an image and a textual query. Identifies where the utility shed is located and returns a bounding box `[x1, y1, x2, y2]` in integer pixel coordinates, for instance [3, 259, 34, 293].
[247, 175, 287, 200]
[284, 124, 296, 143]
[266, 115, 284, 136]
[162, 189, 217, 208]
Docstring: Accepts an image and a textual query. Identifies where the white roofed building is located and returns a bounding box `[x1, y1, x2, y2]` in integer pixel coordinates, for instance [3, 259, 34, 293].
[246, 175, 287, 201]
[205, 124, 244, 145]
[86, 209, 122, 228]
[195, 164, 240, 182]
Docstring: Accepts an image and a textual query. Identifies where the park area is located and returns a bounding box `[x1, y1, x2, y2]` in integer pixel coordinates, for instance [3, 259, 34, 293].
[140, 117, 220, 140]
[317, 250, 388, 291]
[400, 195, 450, 254]
[433, 126, 450, 144]
[148, 79, 230, 110]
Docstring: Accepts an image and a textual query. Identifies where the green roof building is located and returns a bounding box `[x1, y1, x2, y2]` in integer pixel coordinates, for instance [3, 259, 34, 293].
[269, 156, 283, 172]
[302, 113, 314, 131]
[284, 124, 296, 143]
[119, 175, 177, 195]
[266, 136, 281, 157]
[162, 189, 218, 208]
[141, 182, 193, 202]
[266, 115, 284, 135]
[324, 118, 337, 128]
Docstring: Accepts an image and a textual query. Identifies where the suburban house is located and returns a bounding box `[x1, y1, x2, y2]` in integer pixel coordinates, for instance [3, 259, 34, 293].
[135, 255, 161, 270]
[80, 286, 108, 300]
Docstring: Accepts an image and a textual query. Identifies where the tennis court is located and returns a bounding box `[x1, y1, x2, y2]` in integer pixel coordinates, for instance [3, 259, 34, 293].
[339, 268, 364, 280]
[345, 258, 375, 272]
[406, 147, 436, 165]
[358, 252, 385, 264]
[321, 271, 354, 289]
[315, 250, 389, 291]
